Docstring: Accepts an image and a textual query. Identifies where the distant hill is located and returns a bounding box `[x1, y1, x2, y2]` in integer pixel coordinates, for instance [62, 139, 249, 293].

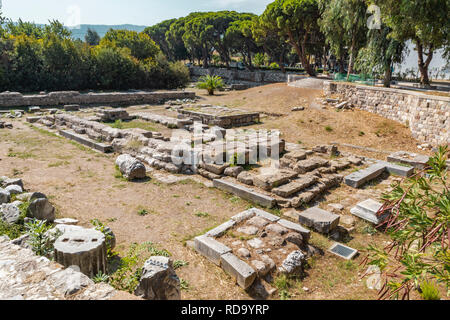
[66, 24, 147, 40]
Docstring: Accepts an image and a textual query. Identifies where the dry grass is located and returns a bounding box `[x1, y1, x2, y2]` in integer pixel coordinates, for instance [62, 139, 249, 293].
[191, 84, 427, 160]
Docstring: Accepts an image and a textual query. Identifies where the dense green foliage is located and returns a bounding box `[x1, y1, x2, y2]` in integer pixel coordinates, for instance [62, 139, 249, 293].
[85, 28, 100, 46]
[0, 1, 448, 90]
[363, 146, 449, 299]
[260, 0, 322, 76]
[374, 0, 449, 85]
[0, 19, 189, 92]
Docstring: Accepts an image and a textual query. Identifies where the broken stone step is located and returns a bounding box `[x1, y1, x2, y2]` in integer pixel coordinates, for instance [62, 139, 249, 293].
[26, 116, 42, 123]
[272, 175, 318, 198]
[293, 157, 329, 174]
[387, 151, 430, 170]
[59, 130, 113, 153]
[200, 162, 229, 175]
[350, 199, 389, 224]
[379, 161, 414, 177]
[194, 235, 232, 266]
[253, 170, 298, 191]
[213, 179, 276, 208]
[277, 219, 310, 242]
[220, 253, 257, 289]
[284, 150, 307, 161]
[344, 163, 386, 188]
[290, 175, 342, 208]
[297, 207, 340, 234]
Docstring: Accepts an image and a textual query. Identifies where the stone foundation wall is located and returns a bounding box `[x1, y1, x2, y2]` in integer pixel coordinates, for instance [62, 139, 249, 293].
[0, 90, 196, 108]
[190, 66, 300, 84]
[324, 81, 450, 146]
[179, 109, 260, 128]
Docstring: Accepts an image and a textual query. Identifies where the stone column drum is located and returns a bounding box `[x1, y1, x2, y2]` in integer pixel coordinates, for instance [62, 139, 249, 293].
[54, 228, 107, 278]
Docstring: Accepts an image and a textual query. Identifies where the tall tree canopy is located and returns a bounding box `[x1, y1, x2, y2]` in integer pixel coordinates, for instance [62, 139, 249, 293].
[85, 28, 101, 46]
[356, 24, 405, 87]
[144, 19, 177, 60]
[318, 0, 367, 77]
[260, 0, 321, 76]
[375, 0, 449, 85]
[101, 29, 160, 61]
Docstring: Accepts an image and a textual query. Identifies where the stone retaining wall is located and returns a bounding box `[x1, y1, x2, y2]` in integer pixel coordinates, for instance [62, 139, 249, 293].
[0, 90, 196, 108]
[324, 81, 450, 146]
[190, 66, 301, 84]
[0, 236, 116, 300]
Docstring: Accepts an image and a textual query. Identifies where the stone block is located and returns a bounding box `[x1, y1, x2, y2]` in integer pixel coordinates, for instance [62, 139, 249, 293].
[272, 175, 318, 198]
[205, 220, 236, 238]
[297, 207, 340, 234]
[253, 170, 298, 191]
[344, 163, 386, 188]
[350, 199, 389, 224]
[380, 161, 414, 177]
[387, 151, 430, 169]
[200, 162, 229, 175]
[277, 219, 310, 242]
[194, 235, 232, 266]
[231, 209, 256, 222]
[220, 253, 257, 289]
[252, 208, 280, 222]
[293, 157, 329, 174]
[59, 130, 113, 153]
[213, 179, 275, 208]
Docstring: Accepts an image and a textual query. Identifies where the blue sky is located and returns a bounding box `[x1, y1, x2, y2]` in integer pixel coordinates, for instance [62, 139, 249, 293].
[1, 0, 273, 26]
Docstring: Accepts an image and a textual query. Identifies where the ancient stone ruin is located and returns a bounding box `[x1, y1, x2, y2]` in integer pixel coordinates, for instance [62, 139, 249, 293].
[194, 208, 313, 292]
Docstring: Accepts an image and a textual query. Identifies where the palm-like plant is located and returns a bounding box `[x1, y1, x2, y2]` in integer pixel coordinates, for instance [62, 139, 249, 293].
[196, 75, 224, 95]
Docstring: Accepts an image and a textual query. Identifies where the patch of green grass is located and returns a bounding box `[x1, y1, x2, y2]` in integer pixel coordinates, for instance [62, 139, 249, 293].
[7, 149, 35, 159]
[137, 206, 158, 216]
[138, 209, 149, 216]
[107, 242, 171, 293]
[180, 278, 190, 291]
[114, 165, 127, 181]
[339, 260, 356, 271]
[48, 160, 70, 168]
[0, 220, 25, 239]
[195, 211, 210, 218]
[106, 119, 157, 132]
[267, 207, 282, 217]
[173, 260, 189, 270]
[273, 274, 292, 300]
[419, 281, 441, 300]
[181, 225, 218, 246]
[110, 120, 124, 129]
[229, 196, 241, 204]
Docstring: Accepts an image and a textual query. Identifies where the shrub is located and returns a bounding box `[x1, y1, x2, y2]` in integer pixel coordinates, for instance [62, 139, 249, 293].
[363, 146, 449, 300]
[269, 62, 280, 69]
[196, 75, 224, 95]
[419, 281, 441, 300]
[24, 219, 54, 257]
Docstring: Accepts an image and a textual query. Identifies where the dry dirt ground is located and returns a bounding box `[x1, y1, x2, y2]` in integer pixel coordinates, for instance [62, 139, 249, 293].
[0, 83, 439, 300]
[191, 84, 432, 159]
